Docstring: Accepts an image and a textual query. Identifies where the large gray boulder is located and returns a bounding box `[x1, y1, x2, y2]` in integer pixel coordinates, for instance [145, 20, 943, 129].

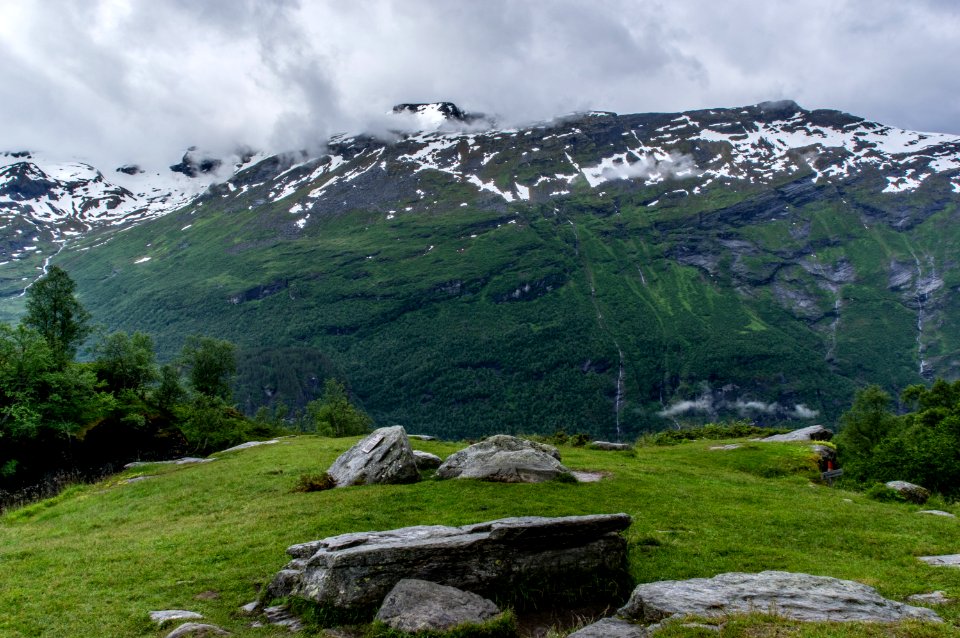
[885, 480, 930, 504]
[326, 426, 420, 487]
[266, 513, 631, 616]
[619, 571, 941, 623]
[760, 425, 833, 442]
[435, 435, 570, 483]
[375, 579, 501, 632]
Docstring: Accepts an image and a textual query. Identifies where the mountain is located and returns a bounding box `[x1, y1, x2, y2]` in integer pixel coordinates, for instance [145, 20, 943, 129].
[4, 100, 960, 439]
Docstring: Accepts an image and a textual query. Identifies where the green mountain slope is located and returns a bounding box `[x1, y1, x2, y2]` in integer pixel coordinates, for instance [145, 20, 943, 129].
[29, 102, 960, 438]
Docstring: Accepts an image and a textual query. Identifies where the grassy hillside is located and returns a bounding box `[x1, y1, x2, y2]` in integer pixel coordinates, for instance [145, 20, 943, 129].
[1, 435, 958, 637]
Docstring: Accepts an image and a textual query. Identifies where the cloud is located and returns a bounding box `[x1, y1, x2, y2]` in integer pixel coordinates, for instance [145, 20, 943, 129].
[2, 0, 960, 169]
[658, 396, 714, 418]
[600, 151, 700, 182]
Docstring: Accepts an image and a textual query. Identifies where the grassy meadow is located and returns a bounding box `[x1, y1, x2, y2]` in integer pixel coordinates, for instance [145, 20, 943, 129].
[1, 435, 959, 637]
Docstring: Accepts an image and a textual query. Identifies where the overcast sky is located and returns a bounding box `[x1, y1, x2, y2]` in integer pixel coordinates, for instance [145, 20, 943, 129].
[2, 0, 960, 169]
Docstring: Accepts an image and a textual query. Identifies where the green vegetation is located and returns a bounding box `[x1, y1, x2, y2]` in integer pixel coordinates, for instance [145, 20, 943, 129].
[836, 380, 960, 498]
[1, 435, 957, 637]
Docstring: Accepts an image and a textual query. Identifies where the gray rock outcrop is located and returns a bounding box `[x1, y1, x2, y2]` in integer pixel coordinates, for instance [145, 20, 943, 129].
[435, 435, 570, 483]
[568, 617, 649, 637]
[375, 579, 501, 632]
[885, 481, 930, 504]
[413, 450, 442, 470]
[266, 513, 631, 615]
[619, 571, 941, 623]
[326, 426, 420, 487]
[760, 425, 833, 442]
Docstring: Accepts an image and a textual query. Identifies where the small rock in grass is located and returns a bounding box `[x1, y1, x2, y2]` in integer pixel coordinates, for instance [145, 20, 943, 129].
[571, 470, 605, 483]
[567, 617, 648, 637]
[408, 434, 437, 441]
[590, 441, 631, 451]
[194, 590, 219, 600]
[150, 610, 203, 626]
[917, 510, 956, 518]
[263, 604, 303, 631]
[709, 444, 742, 451]
[164, 622, 230, 638]
[238, 601, 259, 615]
[219, 440, 279, 454]
[918, 554, 960, 568]
[907, 591, 954, 605]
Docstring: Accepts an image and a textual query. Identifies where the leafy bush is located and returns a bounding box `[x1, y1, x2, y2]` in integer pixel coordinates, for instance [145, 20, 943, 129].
[865, 483, 906, 503]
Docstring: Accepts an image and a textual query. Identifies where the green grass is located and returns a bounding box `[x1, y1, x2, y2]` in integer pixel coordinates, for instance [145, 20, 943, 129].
[1, 436, 958, 637]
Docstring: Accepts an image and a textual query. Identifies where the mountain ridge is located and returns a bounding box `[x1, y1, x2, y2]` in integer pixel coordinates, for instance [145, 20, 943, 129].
[5, 101, 960, 438]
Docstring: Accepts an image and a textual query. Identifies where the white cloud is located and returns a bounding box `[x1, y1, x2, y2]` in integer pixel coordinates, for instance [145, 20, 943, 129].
[2, 0, 960, 169]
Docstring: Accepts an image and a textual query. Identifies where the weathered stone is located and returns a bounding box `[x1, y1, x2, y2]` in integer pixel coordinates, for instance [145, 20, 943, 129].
[590, 441, 631, 451]
[413, 449, 442, 470]
[220, 439, 279, 453]
[375, 579, 501, 632]
[885, 481, 930, 504]
[164, 622, 230, 638]
[709, 444, 742, 451]
[567, 617, 648, 637]
[326, 426, 420, 487]
[760, 425, 833, 442]
[150, 610, 203, 626]
[571, 470, 605, 483]
[619, 571, 941, 623]
[267, 513, 632, 615]
[918, 554, 960, 568]
[435, 435, 570, 483]
[907, 591, 954, 605]
[263, 604, 303, 631]
[917, 510, 956, 518]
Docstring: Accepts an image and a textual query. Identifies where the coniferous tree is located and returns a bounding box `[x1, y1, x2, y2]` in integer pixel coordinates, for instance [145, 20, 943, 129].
[23, 266, 91, 366]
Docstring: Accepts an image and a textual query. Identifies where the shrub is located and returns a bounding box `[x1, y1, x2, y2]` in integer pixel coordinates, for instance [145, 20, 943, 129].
[638, 420, 784, 446]
[865, 483, 906, 503]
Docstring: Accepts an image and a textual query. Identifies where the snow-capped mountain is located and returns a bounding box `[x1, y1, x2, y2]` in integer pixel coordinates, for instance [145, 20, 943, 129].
[7, 101, 960, 435]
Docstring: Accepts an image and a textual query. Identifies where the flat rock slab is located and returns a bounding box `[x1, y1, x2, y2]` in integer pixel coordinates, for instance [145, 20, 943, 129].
[619, 571, 941, 623]
[267, 513, 632, 615]
[567, 617, 649, 637]
[327, 426, 420, 487]
[571, 470, 606, 483]
[375, 579, 501, 632]
[709, 444, 742, 451]
[409, 434, 437, 441]
[918, 510, 956, 518]
[220, 440, 279, 453]
[436, 435, 569, 483]
[908, 591, 954, 605]
[150, 610, 203, 626]
[164, 623, 230, 638]
[760, 425, 832, 442]
[919, 554, 960, 568]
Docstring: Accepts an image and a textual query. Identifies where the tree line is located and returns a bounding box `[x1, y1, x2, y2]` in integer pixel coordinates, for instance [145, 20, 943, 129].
[0, 267, 371, 494]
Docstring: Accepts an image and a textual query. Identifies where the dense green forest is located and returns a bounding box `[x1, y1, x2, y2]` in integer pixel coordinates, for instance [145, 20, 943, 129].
[0, 267, 370, 502]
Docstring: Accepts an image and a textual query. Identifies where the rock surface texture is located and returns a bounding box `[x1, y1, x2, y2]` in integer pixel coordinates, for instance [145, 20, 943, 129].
[567, 617, 649, 637]
[435, 435, 570, 483]
[266, 513, 631, 615]
[150, 610, 203, 626]
[326, 426, 420, 487]
[760, 425, 833, 442]
[374, 579, 501, 632]
[619, 571, 941, 623]
[412, 450, 443, 470]
[918, 554, 960, 568]
[164, 623, 230, 638]
[885, 481, 930, 504]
